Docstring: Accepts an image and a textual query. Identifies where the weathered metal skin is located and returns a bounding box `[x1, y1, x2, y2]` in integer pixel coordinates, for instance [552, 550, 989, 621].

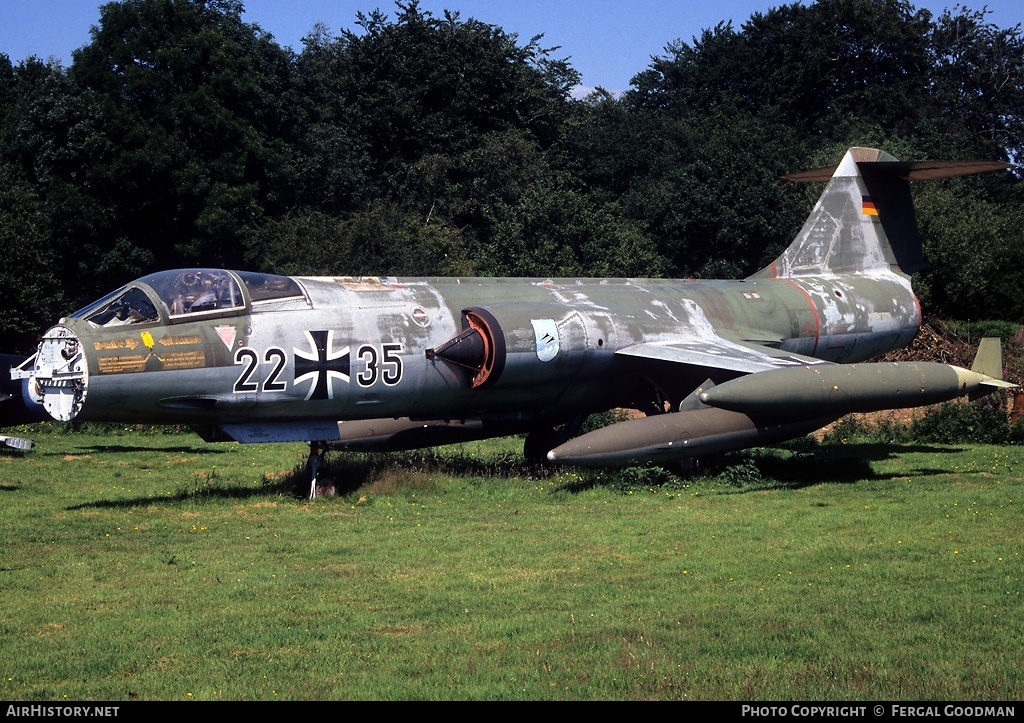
[28, 271, 918, 421]
[13, 148, 1011, 465]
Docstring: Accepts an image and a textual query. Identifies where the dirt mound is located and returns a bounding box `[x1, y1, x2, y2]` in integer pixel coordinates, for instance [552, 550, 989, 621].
[881, 319, 1024, 382]
[879, 321, 980, 368]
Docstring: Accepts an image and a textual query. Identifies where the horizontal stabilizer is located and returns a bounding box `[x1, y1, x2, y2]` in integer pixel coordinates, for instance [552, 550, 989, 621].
[783, 159, 1011, 183]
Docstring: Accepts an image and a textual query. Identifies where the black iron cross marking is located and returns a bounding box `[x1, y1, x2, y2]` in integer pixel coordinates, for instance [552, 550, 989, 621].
[294, 330, 350, 401]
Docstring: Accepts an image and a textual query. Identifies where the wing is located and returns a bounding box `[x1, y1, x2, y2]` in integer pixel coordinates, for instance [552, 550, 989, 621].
[612, 295, 828, 376]
[615, 335, 830, 375]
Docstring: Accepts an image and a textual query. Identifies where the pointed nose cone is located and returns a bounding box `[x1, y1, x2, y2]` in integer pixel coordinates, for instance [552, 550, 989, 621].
[430, 327, 485, 369]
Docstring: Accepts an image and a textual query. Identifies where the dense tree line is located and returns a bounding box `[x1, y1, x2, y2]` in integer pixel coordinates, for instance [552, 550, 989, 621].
[1, 0, 1022, 353]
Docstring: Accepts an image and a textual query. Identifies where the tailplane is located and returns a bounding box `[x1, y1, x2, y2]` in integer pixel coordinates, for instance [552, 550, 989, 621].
[752, 147, 1009, 280]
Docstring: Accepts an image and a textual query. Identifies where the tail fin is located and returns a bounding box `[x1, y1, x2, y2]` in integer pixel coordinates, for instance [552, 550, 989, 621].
[752, 147, 1009, 280]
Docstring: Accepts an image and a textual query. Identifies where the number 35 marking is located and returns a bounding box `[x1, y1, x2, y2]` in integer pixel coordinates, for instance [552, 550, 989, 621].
[357, 343, 403, 387]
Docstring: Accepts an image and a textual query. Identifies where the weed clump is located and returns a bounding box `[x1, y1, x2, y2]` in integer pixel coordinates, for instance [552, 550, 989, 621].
[717, 457, 764, 487]
[820, 414, 913, 445]
[821, 395, 1021, 446]
[911, 397, 1016, 444]
[612, 464, 677, 489]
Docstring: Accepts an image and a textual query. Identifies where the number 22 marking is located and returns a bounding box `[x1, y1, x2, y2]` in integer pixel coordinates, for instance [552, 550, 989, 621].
[233, 347, 287, 393]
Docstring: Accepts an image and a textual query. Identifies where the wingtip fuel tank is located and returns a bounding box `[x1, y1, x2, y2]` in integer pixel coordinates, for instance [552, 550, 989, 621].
[697, 361, 1015, 418]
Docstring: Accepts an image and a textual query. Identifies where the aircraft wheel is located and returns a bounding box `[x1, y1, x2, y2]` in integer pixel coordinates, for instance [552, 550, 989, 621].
[673, 454, 723, 476]
[523, 428, 559, 465]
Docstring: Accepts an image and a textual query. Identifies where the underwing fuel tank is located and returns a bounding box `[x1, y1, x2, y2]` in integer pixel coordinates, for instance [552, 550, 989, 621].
[546, 408, 837, 467]
[698, 362, 1014, 417]
[546, 355, 1015, 467]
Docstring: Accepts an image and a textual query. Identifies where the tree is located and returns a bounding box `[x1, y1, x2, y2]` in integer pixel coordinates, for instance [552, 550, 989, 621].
[0, 55, 113, 331]
[295, 1, 579, 193]
[0, 162, 68, 352]
[69, 0, 295, 284]
[288, 22, 372, 214]
[928, 6, 1024, 162]
[914, 177, 1024, 319]
[283, 1, 591, 278]
[620, 0, 1023, 311]
[245, 205, 475, 278]
[629, 0, 934, 140]
[3, 0, 1022, 340]
[477, 179, 667, 278]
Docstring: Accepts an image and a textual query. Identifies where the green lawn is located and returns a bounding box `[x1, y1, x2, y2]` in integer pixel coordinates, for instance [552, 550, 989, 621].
[0, 426, 1021, 700]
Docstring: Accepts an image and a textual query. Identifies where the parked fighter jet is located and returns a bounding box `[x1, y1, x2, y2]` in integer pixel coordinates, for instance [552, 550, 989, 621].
[11, 148, 1014, 476]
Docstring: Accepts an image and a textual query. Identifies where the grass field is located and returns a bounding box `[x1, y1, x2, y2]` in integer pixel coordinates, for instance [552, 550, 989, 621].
[0, 425, 1021, 700]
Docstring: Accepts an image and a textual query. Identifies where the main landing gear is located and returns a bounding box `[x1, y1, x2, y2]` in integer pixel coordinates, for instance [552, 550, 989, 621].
[306, 441, 329, 499]
[522, 415, 586, 465]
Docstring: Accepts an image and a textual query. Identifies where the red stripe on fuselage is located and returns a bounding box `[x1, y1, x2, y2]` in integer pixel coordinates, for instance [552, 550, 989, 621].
[783, 278, 820, 356]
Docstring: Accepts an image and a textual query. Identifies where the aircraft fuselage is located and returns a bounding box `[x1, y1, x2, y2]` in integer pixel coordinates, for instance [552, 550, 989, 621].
[25, 267, 919, 439]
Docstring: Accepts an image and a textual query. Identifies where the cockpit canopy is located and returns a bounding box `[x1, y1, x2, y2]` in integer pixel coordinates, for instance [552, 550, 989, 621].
[72, 269, 304, 327]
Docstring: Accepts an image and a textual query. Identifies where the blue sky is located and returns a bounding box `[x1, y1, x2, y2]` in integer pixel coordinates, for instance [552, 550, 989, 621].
[2, 0, 1021, 96]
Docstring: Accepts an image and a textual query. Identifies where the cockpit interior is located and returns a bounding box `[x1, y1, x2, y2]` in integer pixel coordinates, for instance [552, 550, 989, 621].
[73, 269, 304, 327]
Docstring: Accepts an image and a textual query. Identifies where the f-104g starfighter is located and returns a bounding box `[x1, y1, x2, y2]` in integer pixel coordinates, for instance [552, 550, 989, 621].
[10, 147, 1014, 474]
